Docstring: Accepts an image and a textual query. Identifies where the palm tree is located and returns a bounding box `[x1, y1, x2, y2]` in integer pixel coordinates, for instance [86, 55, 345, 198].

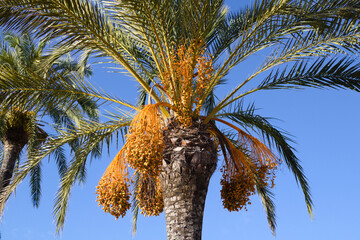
[1, 0, 360, 239]
[0, 31, 98, 206]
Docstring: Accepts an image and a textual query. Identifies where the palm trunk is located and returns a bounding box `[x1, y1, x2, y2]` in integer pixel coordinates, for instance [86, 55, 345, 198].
[0, 127, 28, 193]
[160, 119, 217, 240]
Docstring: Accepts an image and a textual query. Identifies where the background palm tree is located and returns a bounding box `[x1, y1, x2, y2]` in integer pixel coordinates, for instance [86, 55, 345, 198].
[0, 0, 360, 239]
[0, 31, 98, 207]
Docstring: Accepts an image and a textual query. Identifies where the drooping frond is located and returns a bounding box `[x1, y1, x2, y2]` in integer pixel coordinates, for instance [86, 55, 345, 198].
[255, 182, 277, 234]
[29, 162, 41, 208]
[53, 117, 132, 232]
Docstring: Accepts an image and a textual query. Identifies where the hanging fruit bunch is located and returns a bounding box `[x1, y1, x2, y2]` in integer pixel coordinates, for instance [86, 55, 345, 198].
[124, 104, 165, 177]
[161, 41, 214, 127]
[96, 149, 131, 219]
[96, 104, 165, 219]
[218, 126, 279, 212]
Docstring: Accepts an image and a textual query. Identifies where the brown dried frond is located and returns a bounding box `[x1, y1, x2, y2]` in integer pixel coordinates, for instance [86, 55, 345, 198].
[124, 103, 165, 177]
[96, 149, 131, 219]
[136, 172, 164, 216]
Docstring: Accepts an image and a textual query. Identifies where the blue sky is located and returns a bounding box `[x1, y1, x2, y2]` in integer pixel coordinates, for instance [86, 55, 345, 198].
[2, 0, 360, 239]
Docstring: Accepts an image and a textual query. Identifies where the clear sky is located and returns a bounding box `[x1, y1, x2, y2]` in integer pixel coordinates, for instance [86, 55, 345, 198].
[2, 0, 360, 239]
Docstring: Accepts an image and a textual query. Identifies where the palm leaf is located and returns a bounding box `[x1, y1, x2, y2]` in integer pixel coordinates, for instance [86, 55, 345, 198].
[258, 57, 360, 91]
[29, 162, 41, 208]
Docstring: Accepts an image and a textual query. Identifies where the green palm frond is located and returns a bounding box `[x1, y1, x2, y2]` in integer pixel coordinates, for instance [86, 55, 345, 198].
[52, 146, 67, 178]
[204, 0, 360, 118]
[131, 170, 141, 235]
[206, 4, 256, 61]
[29, 162, 41, 208]
[1, 0, 161, 101]
[52, 118, 132, 232]
[255, 182, 276, 234]
[258, 57, 360, 91]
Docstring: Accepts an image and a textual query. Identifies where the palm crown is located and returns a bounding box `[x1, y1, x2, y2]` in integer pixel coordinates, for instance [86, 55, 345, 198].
[1, 0, 360, 239]
[0, 31, 98, 208]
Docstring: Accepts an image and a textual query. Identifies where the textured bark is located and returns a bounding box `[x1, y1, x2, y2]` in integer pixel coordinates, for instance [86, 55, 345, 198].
[0, 127, 28, 192]
[160, 118, 218, 240]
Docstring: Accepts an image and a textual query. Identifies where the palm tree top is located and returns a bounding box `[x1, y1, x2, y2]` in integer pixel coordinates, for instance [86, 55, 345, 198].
[1, 0, 360, 237]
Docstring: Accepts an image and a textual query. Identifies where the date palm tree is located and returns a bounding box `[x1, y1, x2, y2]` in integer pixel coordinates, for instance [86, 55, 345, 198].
[0, 31, 98, 207]
[1, 0, 360, 239]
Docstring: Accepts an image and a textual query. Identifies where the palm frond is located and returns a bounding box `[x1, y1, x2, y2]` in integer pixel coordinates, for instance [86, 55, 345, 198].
[52, 146, 67, 178]
[29, 162, 41, 208]
[255, 182, 276, 234]
[207, 4, 256, 61]
[204, 0, 360, 117]
[0, 0, 161, 102]
[258, 57, 360, 91]
[53, 119, 131, 232]
[131, 170, 141, 235]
